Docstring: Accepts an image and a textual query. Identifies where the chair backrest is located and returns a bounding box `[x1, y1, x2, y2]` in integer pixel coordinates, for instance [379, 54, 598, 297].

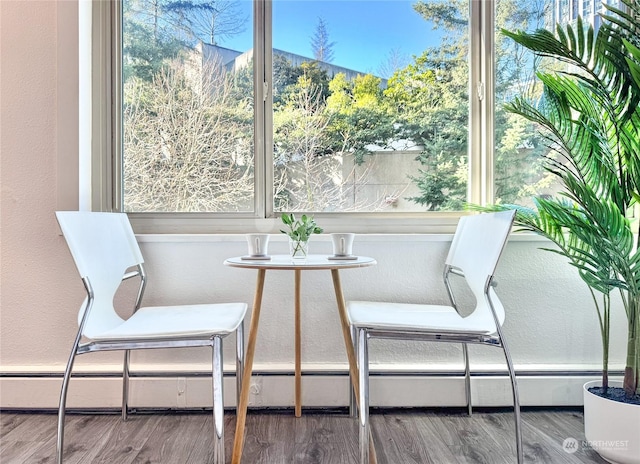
[445, 210, 515, 328]
[56, 211, 144, 338]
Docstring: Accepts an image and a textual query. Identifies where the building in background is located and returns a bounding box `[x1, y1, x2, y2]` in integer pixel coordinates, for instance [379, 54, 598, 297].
[195, 42, 385, 85]
[552, 0, 623, 30]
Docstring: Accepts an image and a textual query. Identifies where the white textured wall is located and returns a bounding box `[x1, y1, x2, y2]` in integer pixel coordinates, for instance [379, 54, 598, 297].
[0, 0, 629, 409]
[123, 234, 626, 371]
[1, 0, 82, 370]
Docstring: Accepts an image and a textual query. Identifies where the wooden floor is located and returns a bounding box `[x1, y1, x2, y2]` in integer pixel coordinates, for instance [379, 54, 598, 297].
[0, 408, 606, 463]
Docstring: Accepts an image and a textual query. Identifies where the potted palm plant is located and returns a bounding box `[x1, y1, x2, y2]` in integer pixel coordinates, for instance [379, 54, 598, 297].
[484, 1, 639, 462]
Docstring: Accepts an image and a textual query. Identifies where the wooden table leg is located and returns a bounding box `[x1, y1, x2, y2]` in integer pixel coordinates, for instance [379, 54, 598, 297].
[331, 269, 378, 464]
[294, 269, 302, 417]
[232, 269, 266, 464]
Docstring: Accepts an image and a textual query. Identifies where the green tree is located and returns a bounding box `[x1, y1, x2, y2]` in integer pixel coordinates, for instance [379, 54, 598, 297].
[324, 72, 398, 164]
[274, 59, 330, 109]
[408, 153, 467, 210]
[383, 45, 468, 210]
[405, 0, 553, 209]
[228, 57, 254, 107]
[273, 55, 301, 107]
[352, 74, 382, 108]
[273, 75, 364, 211]
[326, 73, 352, 111]
[123, 0, 247, 82]
[493, 0, 553, 204]
[123, 0, 185, 82]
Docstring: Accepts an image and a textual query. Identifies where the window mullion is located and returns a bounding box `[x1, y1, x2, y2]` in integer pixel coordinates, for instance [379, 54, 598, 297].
[468, 0, 483, 206]
[92, 0, 118, 213]
[482, 0, 496, 206]
[469, 0, 495, 207]
[262, 0, 274, 220]
[111, 0, 123, 213]
[253, 0, 268, 219]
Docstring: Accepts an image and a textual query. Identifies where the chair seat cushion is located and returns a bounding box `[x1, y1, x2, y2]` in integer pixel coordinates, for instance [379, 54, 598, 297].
[347, 301, 495, 335]
[91, 302, 247, 341]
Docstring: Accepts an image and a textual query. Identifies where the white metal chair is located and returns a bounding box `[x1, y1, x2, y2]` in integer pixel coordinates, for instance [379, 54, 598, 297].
[347, 210, 523, 463]
[55, 211, 247, 464]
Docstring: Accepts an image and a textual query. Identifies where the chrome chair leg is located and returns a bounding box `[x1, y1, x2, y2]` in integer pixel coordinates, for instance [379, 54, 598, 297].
[349, 324, 358, 418]
[122, 350, 130, 421]
[212, 336, 225, 464]
[236, 321, 244, 409]
[357, 328, 370, 464]
[56, 350, 78, 464]
[462, 343, 472, 416]
[502, 343, 523, 464]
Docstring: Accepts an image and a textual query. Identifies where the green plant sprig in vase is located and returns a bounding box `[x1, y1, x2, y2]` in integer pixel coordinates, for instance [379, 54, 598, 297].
[280, 213, 323, 259]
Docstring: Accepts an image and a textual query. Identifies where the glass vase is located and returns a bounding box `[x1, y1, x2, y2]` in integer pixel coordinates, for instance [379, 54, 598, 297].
[289, 238, 309, 260]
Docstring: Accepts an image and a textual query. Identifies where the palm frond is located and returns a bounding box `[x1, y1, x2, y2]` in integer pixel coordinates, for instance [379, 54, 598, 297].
[494, 0, 640, 396]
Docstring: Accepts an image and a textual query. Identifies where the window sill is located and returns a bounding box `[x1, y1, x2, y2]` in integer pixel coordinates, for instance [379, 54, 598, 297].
[135, 231, 549, 243]
[129, 211, 468, 235]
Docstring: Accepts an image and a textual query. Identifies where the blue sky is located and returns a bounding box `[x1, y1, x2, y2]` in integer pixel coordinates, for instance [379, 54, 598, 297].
[220, 0, 440, 76]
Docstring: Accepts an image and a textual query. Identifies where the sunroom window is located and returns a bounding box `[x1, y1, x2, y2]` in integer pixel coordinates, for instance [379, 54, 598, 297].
[93, 0, 608, 232]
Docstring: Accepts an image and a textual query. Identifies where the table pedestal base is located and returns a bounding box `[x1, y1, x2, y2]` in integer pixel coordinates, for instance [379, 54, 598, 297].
[225, 256, 377, 464]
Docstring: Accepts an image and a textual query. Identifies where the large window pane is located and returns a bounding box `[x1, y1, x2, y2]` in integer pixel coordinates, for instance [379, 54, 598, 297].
[493, 0, 552, 207]
[493, 0, 624, 206]
[122, 0, 254, 212]
[271, 0, 469, 213]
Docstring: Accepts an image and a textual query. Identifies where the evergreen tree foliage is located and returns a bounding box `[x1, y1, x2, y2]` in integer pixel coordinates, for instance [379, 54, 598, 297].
[310, 17, 335, 63]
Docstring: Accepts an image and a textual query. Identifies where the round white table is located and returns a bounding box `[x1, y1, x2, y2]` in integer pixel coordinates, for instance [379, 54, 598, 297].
[224, 254, 377, 463]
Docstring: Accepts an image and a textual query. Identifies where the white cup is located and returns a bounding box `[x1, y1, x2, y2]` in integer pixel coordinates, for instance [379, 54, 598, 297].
[246, 234, 270, 256]
[331, 233, 355, 256]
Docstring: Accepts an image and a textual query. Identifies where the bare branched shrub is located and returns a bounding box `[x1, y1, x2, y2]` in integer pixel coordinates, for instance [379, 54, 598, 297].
[273, 81, 380, 212]
[124, 57, 387, 213]
[123, 60, 254, 212]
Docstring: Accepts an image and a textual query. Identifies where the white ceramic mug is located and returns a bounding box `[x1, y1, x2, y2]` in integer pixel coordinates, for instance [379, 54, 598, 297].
[246, 233, 270, 256]
[331, 233, 355, 256]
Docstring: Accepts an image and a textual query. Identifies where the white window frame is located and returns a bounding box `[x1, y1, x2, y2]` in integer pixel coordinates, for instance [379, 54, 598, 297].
[89, 0, 495, 234]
